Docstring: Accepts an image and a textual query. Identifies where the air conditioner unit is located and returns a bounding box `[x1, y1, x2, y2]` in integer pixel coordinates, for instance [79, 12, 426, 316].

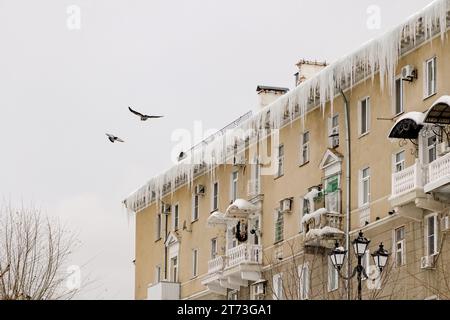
[420, 255, 436, 270]
[329, 128, 339, 148]
[195, 185, 206, 196]
[401, 65, 417, 82]
[280, 198, 293, 213]
[438, 142, 450, 156]
[441, 216, 450, 233]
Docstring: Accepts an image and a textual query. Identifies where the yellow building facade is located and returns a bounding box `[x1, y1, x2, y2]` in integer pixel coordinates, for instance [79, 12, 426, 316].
[125, 0, 450, 300]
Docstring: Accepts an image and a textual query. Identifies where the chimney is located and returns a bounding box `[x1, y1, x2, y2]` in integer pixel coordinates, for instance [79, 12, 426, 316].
[256, 85, 289, 111]
[295, 59, 328, 86]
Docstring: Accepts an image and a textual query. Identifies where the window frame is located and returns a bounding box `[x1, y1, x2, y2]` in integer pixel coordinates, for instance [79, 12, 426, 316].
[274, 210, 284, 244]
[394, 226, 406, 267]
[276, 144, 285, 177]
[192, 194, 199, 222]
[300, 132, 310, 166]
[231, 171, 238, 202]
[272, 273, 283, 300]
[425, 213, 439, 257]
[328, 257, 339, 292]
[211, 238, 218, 260]
[359, 167, 371, 208]
[155, 265, 162, 284]
[359, 97, 371, 137]
[192, 248, 199, 278]
[394, 76, 404, 116]
[155, 213, 162, 241]
[172, 203, 179, 231]
[212, 181, 219, 212]
[424, 56, 437, 99]
[328, 114, 340, 148]
[393, 150, 406, 173]
[299, 263, 310, 300]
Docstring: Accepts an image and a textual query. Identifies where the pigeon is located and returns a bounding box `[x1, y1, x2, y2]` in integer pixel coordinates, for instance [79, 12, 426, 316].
[106, 133, 125, 143]
[128, 106, 164, 121]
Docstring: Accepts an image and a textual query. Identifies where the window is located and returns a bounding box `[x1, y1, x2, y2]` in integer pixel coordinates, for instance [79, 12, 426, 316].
[212, 182, 219, 212]
[299, 264, 310, 300]
[272, 273, 283, 300]
[171, 257, 178, 282]
[394, 226, 406, 267]
[300, 132, 310, 165]
[192, 194, 199, 221]
[359, 97, 370, 136]
[425, 214, 438, 256]
[425, 57, 437, 98]
[274, 211, 284, 243]
[328, 257, 338, 292]
[394, 77, 404, 115]
[192, 249, 199, 278]
[231, 171, 238, 201]
[325, 175, 340, 213]
[228, 290, 238, 300]
[426, 134, 437, 164]
[329, 115, 339, 148]
[155, 265, 161, 284]
[300, 197, 310, 232]
[393, 151, 405, 173]
[277, 145, 284, 177]
[173, 204, 179, 231]
[359, 167, 371, 207]
[211, 238, 217, 259]
[156, 213, 162, 240]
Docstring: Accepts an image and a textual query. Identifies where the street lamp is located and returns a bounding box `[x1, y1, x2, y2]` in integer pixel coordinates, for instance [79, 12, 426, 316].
[329, 231, 390, 300]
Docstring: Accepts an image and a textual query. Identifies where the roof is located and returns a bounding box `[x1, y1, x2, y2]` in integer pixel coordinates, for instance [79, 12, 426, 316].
[124, 0, 450, 213]
[256, 85, 290, 93]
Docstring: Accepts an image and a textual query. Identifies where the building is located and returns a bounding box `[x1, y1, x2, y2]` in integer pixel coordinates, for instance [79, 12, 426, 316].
[124, 0, 450, 300]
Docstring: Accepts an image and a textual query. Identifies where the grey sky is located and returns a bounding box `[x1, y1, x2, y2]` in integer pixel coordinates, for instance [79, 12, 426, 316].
[0, 0, 434, 299]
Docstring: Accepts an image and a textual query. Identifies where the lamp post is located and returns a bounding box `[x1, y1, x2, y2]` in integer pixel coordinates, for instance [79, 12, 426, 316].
[329, 231, 390, 300]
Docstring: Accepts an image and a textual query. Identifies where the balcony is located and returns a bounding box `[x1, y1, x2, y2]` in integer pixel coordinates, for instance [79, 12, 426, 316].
[389, 160, 426, 207]
[203, 244, 263, 293]
[147, 281, 180, 300]
[302, 192, 344, 249]
[425, 152, 450, 194]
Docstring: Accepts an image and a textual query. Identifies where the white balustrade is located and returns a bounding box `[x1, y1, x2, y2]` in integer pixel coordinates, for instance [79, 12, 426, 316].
[227, 244, 262, 268]
[428, 152, 450, 185]
[207, 256, 225, 274]
[391, 160, 424, 198]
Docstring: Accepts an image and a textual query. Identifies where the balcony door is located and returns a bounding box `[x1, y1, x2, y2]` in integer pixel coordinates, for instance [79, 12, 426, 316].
[421, 130, 438, 165]
[324, 174, 341, 213]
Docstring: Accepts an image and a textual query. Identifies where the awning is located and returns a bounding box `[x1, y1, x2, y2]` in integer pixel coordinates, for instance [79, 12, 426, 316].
[424, 96, 450, 125]
[388, 112, 425, 139]
[225, 199, 258, 219]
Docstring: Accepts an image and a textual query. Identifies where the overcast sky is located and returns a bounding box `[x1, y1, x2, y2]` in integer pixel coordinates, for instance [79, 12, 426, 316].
[0, 0, 434, 299]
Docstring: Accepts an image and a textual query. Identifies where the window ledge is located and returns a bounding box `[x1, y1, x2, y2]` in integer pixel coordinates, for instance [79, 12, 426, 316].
[358, 132, 370, 139]
[274, 174, 284, 181]
[393, 112, 405, 120]
[299, 161, 310, 168]
[424, 92, 437, 101]
[191, 219, 199, 224]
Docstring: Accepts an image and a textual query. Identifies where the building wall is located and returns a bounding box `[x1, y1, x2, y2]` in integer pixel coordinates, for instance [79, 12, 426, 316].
[134, 31, 450, 300]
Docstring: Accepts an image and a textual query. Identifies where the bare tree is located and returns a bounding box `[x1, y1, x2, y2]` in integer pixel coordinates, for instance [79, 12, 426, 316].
[0, 204, 80, 300]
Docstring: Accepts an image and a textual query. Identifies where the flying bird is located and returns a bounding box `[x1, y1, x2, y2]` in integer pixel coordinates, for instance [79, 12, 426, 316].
[128, 106, 164, 121]
[106, 133, 125, 143]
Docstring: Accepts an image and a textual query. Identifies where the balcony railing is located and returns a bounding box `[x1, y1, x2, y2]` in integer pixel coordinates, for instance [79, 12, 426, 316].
[147, 281, 180, 300]
[428, 152, 450, 186]
[227, 244, 262, 268]
[208, 256, 226, 274]
[391, 160, 425, 198]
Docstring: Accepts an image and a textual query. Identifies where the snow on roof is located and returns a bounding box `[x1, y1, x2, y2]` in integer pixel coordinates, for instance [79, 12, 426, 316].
[124, 0, 450, 213]
[305, 227, 345, 241]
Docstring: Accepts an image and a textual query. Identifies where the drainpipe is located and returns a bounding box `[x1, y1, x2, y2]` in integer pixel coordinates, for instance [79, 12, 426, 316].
[340, 89, 351, 301]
